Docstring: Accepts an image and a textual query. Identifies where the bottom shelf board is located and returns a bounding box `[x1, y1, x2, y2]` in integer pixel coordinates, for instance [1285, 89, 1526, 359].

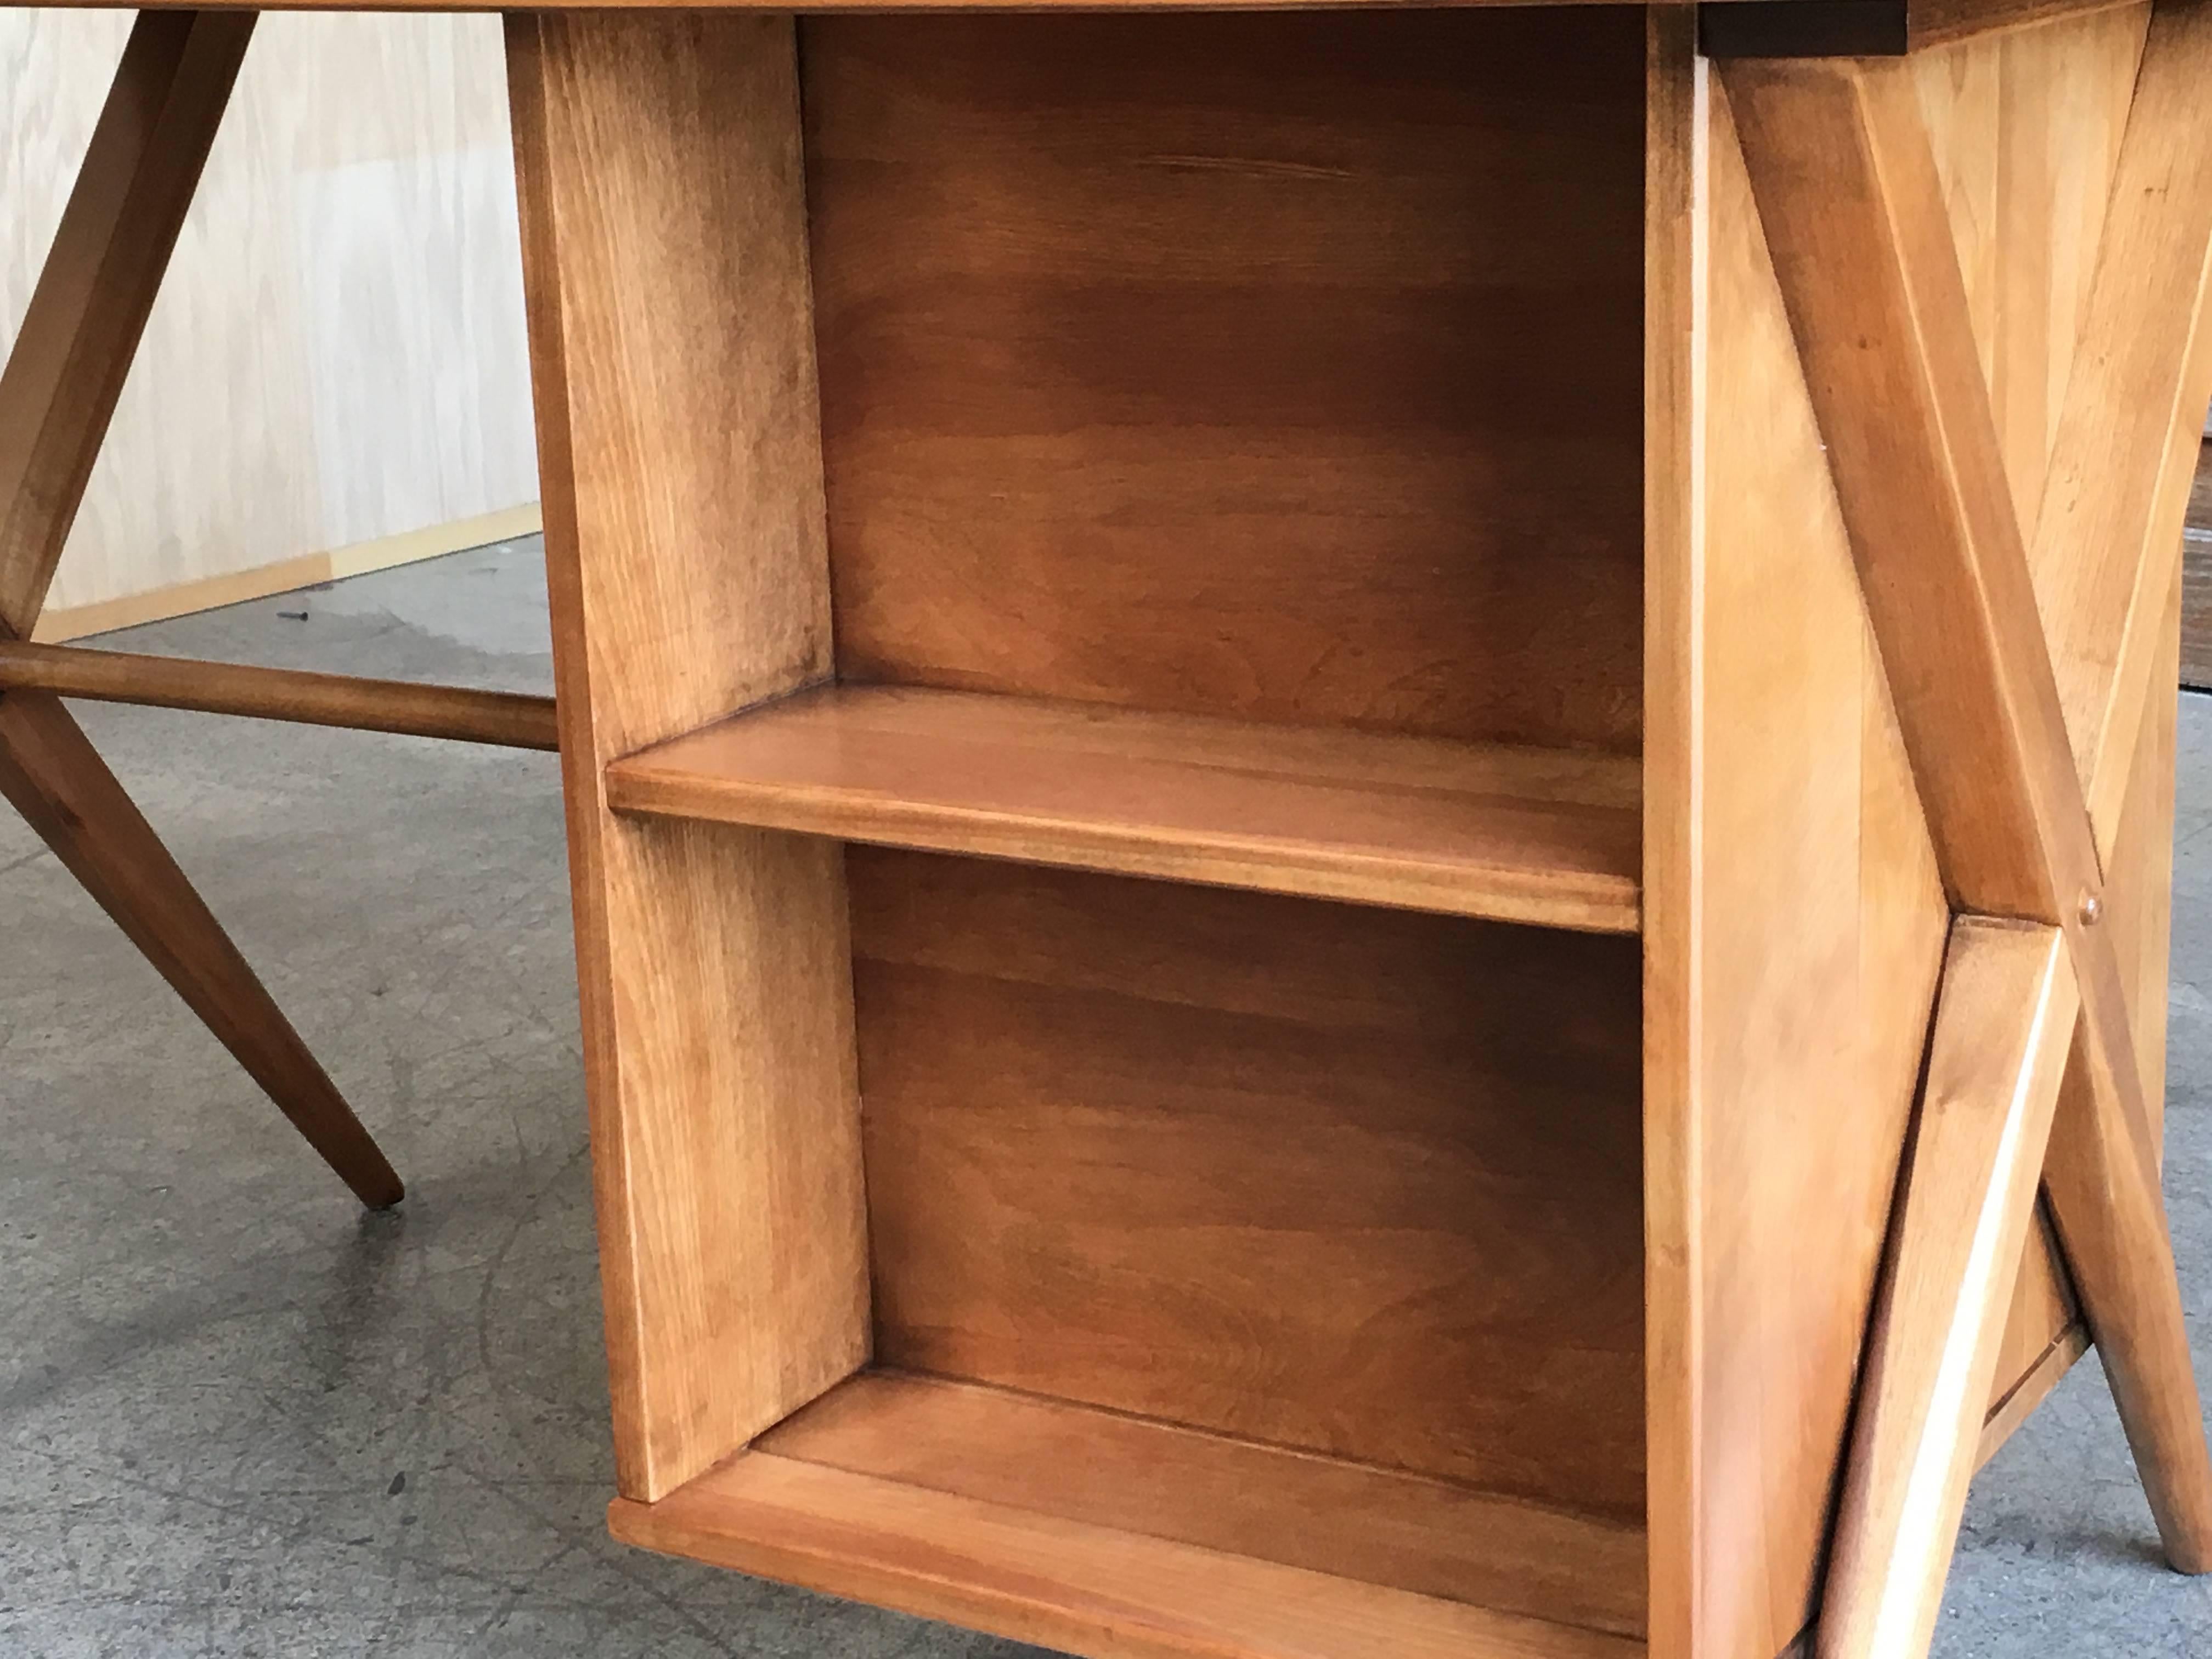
[610, 1370, 1646, 1659]
[603, 684, 1643, 933]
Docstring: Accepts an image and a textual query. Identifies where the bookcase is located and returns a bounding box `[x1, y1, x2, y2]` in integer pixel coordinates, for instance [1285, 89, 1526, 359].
[503, 3, 2212, 1656]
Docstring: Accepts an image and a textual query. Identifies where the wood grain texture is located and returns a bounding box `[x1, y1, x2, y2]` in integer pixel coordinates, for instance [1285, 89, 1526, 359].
[1721, 54, 2103, 932]
[0, 9, 251, 630]
[1983, 1204, 2082, 1440]
[507, 10, 865, 1504]
[1900, 0, 2148, 1448]
[847, 848, 1646, 1525]
[1912, 4, 2148, 538]
[0, 637, 557, 748]
[1644, 24, 1954, 1658]
[0, 688, 400, 1204]
[758, 1369, 1647, 1640]
[1728, 14, 2212, 1581]
[2, 12, 535, 616]
[1818, 918, 2080, 1659]
[2043, 566, 2212, 1570]
[803, 10, 1645, 754]
[606, 685, 1641, 933]
[611, 1453, 1646, 1659]
[2027, 0, 2212, 860]
[1977, 1322, 2090, 1468]
[1912, 0, 2151, 46]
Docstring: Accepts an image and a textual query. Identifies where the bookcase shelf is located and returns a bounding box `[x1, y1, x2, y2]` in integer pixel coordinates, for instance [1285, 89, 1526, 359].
[509, 3, 2180, 1655]
[605, 684, 1641, 933]
[612, 1370, 1646, 1659]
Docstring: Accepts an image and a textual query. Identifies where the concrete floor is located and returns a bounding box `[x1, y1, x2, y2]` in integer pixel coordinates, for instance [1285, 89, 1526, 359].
[1, 540, 2210, 1655]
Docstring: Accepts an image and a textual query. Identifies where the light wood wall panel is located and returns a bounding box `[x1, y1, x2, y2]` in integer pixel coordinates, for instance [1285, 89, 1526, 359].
[0, 10, 537, 619]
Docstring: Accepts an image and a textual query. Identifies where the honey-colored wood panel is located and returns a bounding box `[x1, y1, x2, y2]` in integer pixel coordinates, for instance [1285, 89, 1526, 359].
[759, 1370, 1647, 1640]
[1985, 1208, 2082, 1430]
[847, 848, 1645, 1523]
[606, 684, 1642, 933]
[1643, 30, 1954, 1659]
[612, 1452, 1646, 1659]
[507, 11, 865, 1504]
[2, 12, 535, 616]
[803, 10, 1645, 753]
[1914, 4, 2149, 533]
[2109, 573, 2181, 1146]
[1978, 1323, 2090, 1467]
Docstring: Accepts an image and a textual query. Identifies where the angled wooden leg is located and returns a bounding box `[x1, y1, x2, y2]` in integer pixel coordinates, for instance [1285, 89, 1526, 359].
[0, 13, 255, 622]
[2019, 0, 2212, 1570]
[1823, 919, 2079, 1659]
[0, 11, 402, 1206]
[1720, 9, 2212, 1645]
[0, 690, 401, 1207]
[2047, 1042, 2212, 1569]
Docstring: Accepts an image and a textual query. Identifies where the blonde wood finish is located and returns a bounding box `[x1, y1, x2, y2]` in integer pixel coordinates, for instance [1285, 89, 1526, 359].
[4, 12, 535, 618]
[758, 1370, 1647, 1640]
[607, 685, 1641, 934]
[1645, 22, 1955, 1658]
[1912, 0, 2151, 46]
[1721, 55, 2114, 935]
[803, 10, 1645, 756]
[1984, 1205, 2082, 1437]
[846, 849, 1646, 1522]
[2029, 0, 2212, 857]
[506, 10, 865, 1504]
[1977, 1323, 2091, 1468]
[0, 10, 252, 628]
[1786, 0, 2149, 1468]
[0, 638, 558, 749]
[1912, 4, 2148, 538]
[1722, 1, 2212, 1619]
[610, 1453, 1646, 1659]
[1818, 919, 2080, 1659]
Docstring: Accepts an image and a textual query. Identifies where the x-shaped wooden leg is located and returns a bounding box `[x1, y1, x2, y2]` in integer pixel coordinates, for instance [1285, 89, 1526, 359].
[0, 12, 400, 1207]
[1722, 2, 2212, 1651]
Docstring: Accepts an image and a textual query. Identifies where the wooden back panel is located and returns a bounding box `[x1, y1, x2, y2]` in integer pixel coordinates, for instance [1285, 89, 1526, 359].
[802, 9, 1647, 753]
[848, 848, 1646, 1524]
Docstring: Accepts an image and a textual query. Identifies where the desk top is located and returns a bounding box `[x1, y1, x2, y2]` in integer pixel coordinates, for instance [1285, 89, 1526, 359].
[2, 0, 2101, 60]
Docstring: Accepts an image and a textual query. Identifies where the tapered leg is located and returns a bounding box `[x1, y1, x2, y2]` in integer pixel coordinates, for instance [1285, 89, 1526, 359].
[2047, 1046, 2212, 1569]
[0, 690, 401, 1205]
[0, 11, 401, 1206]
[1819, 919, 2080, 1659]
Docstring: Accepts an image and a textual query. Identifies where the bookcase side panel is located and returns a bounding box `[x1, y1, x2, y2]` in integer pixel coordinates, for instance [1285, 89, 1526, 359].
[1643, 22, 1952, 1659]
[506, 10, 867, 1504]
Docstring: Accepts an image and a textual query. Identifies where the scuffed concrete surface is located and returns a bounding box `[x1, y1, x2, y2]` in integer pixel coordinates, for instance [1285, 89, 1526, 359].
[0, 542, 1032, 1657]
[2, 538, 2211, 1654]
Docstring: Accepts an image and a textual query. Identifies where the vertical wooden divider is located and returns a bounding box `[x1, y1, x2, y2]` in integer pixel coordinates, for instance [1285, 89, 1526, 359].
[506, 11, 868, 1504]
[1646, 16, 1955, 1659]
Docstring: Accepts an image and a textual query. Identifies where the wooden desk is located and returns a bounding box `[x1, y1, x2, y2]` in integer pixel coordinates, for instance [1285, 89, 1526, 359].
[9, 3, 2212, 1657]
